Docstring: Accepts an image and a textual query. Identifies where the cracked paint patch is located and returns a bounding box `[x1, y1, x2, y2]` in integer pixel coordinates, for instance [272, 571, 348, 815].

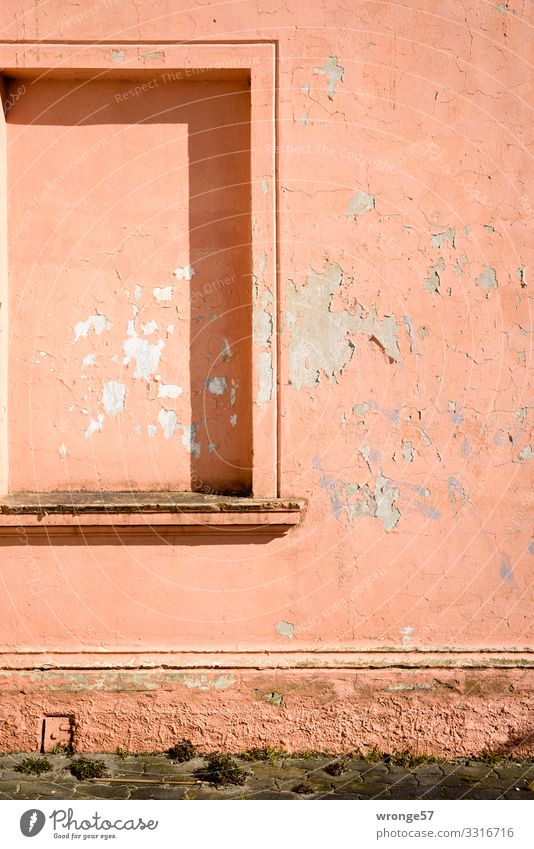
[141, 320, 158, 336]
[74, 314, 111, 342]
[286, 264, 400, 390]
[102, 381, 126, 418]
[476, 266, 498, 289]
[313, 56, 344, 99]
[276, 620, 295, 639]
[346, 190, 375, 218]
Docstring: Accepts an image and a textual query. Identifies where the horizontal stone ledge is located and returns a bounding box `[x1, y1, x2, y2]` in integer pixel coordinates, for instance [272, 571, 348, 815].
[0, 650, 532, 671]
[0, 492, 306, 533]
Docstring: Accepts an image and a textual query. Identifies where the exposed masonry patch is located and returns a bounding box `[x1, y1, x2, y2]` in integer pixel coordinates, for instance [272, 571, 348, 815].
[153, 285, 173, 302]
[431, 228, 455, 249]
[85, 414, 104, 439]
[256, 350, 273, 405]
[173, 264, 195, 281]
[346, 190, 375, 218]
[424, 257, 444, 294]
[476, 266, 498, 289]
[74, 314, 111, 342]
[206, 376, 228, 396]
[286, 264, 400, 390]
[157, 383, 183, 399]
[158, 408, 177, 439]
[313, 56, 344, 99]
[276, 620, 295, 639]
[102, 381, 126, 418]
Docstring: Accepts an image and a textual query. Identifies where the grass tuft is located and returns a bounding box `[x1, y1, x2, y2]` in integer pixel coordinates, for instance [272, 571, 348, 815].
[194, 753, 247, 787]
[241, 746, 287, 764]
[69, 757, 106, 780]
[17, 757, 52, 775]
[167, 740, 197, 763]
[292, 781, 315, 794]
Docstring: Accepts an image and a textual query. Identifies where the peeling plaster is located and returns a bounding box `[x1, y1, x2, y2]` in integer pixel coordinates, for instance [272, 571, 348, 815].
[476, 266, 498, 289]
[153, 285, 173, 302]
[157, 408, 177, 439]
[375, 475, 401, 531]
[431, 228, 455, 249]
[157, 383, 183, 399]
[256, 350, 273, 405]
[82, 354, 96, 369]
[424, 257, 445, 294]
[141, 320, 158, 336]
[102, 381, 126, 418]
[402, 440, 414, 462]
[206, 376, 228, 396]
[346, 190, 375, 218]
[253, 305, 273, 345]
[286, 264, 400, 390]
[84, 414, 104, 438]
[74, 314, 111, 342]
[313, 56, 344, 99]
[181, 424, 200, 458]
[276, 620, 295, 639]
[173, 264, 195, 281]
[123, 316, 165, 381]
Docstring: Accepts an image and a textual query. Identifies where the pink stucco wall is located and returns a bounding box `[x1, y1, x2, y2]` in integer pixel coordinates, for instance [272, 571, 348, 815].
[0, 0, 532, 755]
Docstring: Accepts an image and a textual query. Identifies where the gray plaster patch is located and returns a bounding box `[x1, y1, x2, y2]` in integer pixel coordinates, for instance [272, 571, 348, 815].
[346, 190, 375, 218]
[286, 264, 400, 390]
[500, 555, 513, 581]
[153, 285, 173, 302]
[431, 228, 455, 249]
[102, 381, 126, 418]
[313, 56, 344, 99]
[424, 258, 445, 294]
[375, 474, 401, 531]
[276, 620, 295, 639]
[402, 440, 414, 462]
[476, 266, 498, 289]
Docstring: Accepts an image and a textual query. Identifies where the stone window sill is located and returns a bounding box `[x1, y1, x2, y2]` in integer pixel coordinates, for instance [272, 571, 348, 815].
[0, 492, 306, 536]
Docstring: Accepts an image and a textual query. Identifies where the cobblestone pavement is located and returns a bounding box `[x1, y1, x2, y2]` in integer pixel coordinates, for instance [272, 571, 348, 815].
[1, 753, 533, 800]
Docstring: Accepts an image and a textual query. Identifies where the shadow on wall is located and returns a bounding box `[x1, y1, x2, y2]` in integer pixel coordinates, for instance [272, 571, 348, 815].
[5, 70, 253, 495]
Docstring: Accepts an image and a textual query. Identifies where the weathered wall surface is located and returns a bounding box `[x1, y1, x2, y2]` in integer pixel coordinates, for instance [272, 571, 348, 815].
[0, 0, 532, 754]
